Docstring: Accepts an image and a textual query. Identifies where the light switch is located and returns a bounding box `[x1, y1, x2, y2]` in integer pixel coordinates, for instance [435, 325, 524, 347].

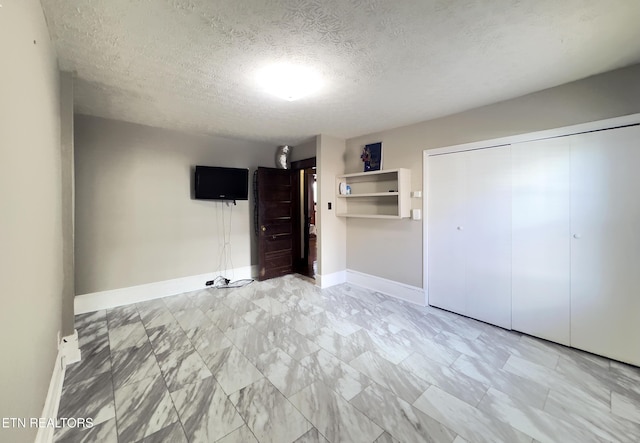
[411, 209, 421, 220]
[411, 191, 422, 198]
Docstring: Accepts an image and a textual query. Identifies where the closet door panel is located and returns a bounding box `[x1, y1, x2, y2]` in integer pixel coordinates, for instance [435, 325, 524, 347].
[570, 125, 640, 365]
[511, 138, 571, 345]
[427, 152, 467, 315]
[465, 146, 512, 329]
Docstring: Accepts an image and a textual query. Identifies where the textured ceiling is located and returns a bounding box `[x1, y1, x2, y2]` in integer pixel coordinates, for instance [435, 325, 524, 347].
[41, 0, 640, 145]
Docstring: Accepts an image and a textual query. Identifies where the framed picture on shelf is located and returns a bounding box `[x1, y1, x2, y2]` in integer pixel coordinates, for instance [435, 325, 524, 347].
[361, 142, 382, 172]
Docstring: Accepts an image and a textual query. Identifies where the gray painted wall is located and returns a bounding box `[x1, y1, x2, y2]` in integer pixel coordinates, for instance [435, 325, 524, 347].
[346, 65, 640, 287]
[317, 135, 347, 282]
[0, 1, 64, 441]
[345, 63, 640, 288]
[74, 115, 275, 294]
[290, 137, 317, 162]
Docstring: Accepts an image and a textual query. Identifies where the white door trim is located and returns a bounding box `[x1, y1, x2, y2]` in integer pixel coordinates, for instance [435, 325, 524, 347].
[424, 113, 640, 157]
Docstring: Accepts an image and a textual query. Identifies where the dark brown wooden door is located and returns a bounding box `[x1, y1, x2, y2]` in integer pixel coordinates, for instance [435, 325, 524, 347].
[257, 167, 295, 280]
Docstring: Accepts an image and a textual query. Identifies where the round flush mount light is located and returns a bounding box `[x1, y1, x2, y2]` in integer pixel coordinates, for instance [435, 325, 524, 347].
[256, 63, 323, 101]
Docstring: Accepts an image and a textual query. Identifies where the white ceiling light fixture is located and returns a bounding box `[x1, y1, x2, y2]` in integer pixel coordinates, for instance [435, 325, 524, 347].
[256, 63, 323, 101]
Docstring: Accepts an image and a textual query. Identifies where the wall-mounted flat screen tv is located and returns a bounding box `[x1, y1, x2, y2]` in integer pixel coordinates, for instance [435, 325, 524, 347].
[194, 166, 249, 201]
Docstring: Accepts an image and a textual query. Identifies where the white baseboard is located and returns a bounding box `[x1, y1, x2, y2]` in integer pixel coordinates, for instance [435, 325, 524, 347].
[316, 270, 347, 288]
[35, 330, 79, 443]
[346, 269, 426, 306]
[75, 265, 258, 314]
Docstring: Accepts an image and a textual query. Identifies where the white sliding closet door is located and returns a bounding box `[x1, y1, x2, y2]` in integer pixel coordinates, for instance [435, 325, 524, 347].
[427, 152, 467, 314]
[465, 146, 512, 329]
[511, 138, 571, 345]
[570, 125, 640, 365]
[428, 146, 512, 328]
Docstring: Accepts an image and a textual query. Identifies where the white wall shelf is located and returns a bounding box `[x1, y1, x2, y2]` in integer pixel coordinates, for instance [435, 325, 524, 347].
[336, 168, 411, 218]
[337, 192, 399, 198]
[337, 213, 404, 219]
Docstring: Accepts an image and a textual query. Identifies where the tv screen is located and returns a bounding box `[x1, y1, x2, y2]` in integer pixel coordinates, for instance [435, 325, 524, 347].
[194, 166, 249, 200]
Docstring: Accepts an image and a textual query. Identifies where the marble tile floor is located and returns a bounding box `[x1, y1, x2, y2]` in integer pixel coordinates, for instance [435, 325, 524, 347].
[55, 274, 640, 443]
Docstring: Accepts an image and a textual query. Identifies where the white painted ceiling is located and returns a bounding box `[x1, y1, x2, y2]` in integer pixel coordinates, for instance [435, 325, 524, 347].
[41, 0, 640, 145]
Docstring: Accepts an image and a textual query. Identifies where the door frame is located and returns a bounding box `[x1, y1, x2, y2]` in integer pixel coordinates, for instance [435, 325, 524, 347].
[422, 113, 640, 306]
[291, 157, 316, 277]
[303, 168, 316, 266]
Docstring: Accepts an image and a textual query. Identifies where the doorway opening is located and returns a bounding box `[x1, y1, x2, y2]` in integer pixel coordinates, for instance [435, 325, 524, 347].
[292, 158, 317, 279]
